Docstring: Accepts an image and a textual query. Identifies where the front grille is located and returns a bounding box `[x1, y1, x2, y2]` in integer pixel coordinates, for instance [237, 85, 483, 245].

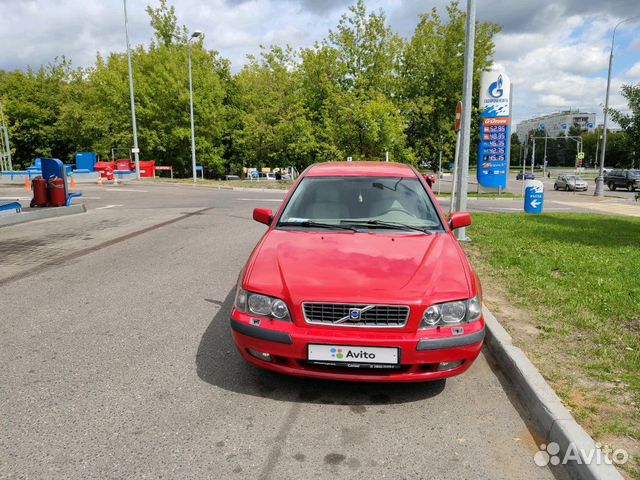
[302, 303, 409, 328]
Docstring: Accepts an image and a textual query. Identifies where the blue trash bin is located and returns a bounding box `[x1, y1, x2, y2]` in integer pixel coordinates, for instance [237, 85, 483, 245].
[524, 180, 544, 214]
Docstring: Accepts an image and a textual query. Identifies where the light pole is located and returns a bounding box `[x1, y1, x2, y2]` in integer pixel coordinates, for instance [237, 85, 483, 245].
[595, 15, 640, 197]
[188, 31, 202, 182]
[123, 0, 141, 180]
[543, 130, 548, 179]
[453, 0, 476, 241]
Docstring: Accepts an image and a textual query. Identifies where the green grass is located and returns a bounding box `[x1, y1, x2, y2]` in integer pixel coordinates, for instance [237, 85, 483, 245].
[467, 213, 640, 477]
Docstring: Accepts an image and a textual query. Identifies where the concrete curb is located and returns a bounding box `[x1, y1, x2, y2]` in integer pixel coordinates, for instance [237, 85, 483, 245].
[141, 181, 289, 194]
[483, 307, 624, 480]
[0, 204, 86, 228]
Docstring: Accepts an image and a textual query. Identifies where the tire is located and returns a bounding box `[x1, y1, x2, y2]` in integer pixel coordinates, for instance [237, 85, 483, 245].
[554, 184, 559, 190]
[608, 182, 615, 191]
[565, 185, 570, 191]
[629, 184, 636, 192]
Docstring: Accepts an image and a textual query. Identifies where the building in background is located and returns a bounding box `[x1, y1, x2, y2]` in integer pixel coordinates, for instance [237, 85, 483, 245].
[516, 109, 596, 142]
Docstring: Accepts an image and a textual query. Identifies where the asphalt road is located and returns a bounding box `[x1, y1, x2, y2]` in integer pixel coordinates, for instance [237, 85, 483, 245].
[1, 183, 568, 479]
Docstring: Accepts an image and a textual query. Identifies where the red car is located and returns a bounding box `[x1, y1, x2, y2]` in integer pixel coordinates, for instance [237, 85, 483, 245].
[231, 162, 484, 382]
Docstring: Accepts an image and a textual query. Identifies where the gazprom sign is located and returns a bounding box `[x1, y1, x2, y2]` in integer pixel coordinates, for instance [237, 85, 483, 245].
[478, 71, 511, 189]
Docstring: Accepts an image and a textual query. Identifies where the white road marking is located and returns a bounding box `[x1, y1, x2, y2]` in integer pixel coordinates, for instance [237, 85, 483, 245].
[238, 198, 283, 202]
[103, 188, 148, 193]
[0, 196, 31, 200]
[95, 204, 123, 210]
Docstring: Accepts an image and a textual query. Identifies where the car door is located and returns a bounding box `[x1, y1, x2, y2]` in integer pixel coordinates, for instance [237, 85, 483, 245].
[558, 176, 566, 188]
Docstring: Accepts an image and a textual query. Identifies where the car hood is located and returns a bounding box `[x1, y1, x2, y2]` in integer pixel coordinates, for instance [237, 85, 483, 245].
[244, 229, 471, 306]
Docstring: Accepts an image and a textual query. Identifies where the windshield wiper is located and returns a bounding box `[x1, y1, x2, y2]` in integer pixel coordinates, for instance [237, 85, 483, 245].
[279, 220, 358, 232]
[340, 220, 433, 234]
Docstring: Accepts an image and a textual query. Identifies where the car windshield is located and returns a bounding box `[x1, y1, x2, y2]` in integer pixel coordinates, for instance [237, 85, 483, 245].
[278, 176, 444, 231]
[567, 176, 583, 181]
[629, 170, 640, 177]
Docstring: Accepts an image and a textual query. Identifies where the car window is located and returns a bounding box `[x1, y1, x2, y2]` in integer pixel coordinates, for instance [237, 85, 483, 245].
[278, 176, 444, 230]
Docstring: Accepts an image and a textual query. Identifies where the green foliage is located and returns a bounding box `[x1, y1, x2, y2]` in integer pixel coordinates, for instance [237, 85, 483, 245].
[399, 1, 501, 167]
[608, 83, 640, 168]
[231, 46, 316, 171]
[0, 0, 503, 176]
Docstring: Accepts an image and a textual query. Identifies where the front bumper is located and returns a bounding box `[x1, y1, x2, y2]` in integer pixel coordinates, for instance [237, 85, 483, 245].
[230, 310, 484, 382]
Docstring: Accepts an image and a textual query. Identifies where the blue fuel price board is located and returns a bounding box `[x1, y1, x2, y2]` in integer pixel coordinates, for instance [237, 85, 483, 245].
[477, 72, 511, 190]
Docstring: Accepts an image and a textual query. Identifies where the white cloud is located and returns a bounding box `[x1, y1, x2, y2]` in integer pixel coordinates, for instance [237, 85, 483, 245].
[626, 62, 640, 79]
[538, 94, 571, 108]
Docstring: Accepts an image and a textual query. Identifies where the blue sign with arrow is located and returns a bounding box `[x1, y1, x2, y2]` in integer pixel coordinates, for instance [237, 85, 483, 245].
[524, 180, 544, 214]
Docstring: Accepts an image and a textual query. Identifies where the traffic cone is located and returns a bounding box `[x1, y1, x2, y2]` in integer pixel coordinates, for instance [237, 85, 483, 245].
[70, 176, 76, 190]
[97, 176, 103, 187]
[25, 177, 31, 190]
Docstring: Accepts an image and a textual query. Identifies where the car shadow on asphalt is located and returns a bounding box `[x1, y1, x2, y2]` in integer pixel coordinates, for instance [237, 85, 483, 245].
[196, 289, 446, 405]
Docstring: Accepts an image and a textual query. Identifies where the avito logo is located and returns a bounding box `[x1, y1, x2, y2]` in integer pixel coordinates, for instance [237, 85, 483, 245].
[489, 74, 504, 98]
[330, 348, 377, 360]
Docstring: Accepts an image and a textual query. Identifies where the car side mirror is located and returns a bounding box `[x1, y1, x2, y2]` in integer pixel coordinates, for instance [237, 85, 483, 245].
[253, 208, 273, 226]
[449, 212, 471, 230]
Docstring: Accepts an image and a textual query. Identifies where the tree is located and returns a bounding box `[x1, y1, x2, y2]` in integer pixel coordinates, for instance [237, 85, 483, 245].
[0, 59, 80, 167]
[0, 0, 501, 176]
[608, 83, 640, 168]
[301, 0, 414, 163]
[399, 1, 500, 167]
[231, 46, 316, 172]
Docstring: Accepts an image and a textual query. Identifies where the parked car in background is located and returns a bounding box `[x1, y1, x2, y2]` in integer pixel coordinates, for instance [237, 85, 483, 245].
[554, 175, 588, 191]
[516, 172, 535, 180]
[224, 175, 240, 181]
[231, 162, 484, 383]
[605, 169, 640, 191]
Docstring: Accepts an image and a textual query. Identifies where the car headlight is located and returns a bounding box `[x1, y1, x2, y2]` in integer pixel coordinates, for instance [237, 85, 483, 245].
[234, 288, 291, 321]
[420, 295, 482, 328]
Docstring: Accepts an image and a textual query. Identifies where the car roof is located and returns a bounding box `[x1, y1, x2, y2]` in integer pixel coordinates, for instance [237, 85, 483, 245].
[305, 161, 417, 178]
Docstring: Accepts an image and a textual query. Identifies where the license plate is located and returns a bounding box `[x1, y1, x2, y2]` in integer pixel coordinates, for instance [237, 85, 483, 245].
[307, 344, 399, 365]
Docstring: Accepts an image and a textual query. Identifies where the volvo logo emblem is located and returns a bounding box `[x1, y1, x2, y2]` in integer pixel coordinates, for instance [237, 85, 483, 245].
[334, 305, 375, 324]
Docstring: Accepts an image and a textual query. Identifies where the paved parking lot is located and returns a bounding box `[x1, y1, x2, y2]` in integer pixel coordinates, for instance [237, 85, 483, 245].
[0, 182, 573, 479]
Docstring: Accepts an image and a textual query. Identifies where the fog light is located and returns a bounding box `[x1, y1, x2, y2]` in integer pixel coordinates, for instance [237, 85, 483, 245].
[248, 349, 272, 362]
[437, 360, 464, 371]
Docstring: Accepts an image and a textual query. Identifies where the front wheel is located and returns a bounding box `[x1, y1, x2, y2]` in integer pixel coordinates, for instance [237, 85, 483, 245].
[565, 185, 570, 191]
[608, 182, 616, 191]
[629, 183, 636, 192]
[554, 184, 559, 190]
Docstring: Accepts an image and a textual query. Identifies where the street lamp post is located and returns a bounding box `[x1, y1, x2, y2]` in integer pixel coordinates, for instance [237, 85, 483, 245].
[595, 15, 640, 197]
[188, 31, 202, 183]
[123, 0, 141, 180]
[452, 0, 476, 241]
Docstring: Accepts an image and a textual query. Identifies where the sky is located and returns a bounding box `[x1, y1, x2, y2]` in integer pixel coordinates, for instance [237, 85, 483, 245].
[1, 0, 640, 127]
